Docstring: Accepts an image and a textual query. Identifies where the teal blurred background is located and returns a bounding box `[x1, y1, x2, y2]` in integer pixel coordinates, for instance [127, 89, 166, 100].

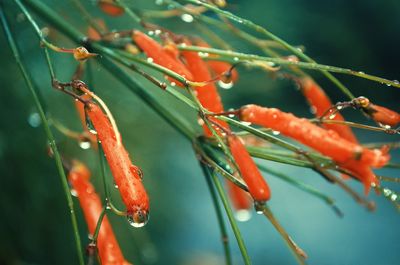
[0, 0, 399, 264]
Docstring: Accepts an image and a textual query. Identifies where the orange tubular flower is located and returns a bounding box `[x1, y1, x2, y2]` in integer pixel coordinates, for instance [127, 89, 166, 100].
[228, 135, 271, 203]
[98, 0, 124, 16]
[132, 31, 193, 86]
[194, 39, 238, 83]
[68, 160, 131, 265]
[181, 41, 252, 209]
[86, 102, 150, 227]
[369, 104, 400, 127]
[239, 104, 389, 169]
[181, 40, 230, 137]
[299, 77, 358, 143]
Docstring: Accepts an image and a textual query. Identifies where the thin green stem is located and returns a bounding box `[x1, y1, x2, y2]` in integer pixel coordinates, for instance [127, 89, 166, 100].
[199, 162, 232, 265]
[114, 0, 141, 23]
[259, 204, 307, 265]
[203, 166, 252, 265]
[257, 164, 343, 217]
[0, 7, 84, 265]
[183, 0, 356, 99]
[178, 45, 400, 89]
[91, 205, 107, 243]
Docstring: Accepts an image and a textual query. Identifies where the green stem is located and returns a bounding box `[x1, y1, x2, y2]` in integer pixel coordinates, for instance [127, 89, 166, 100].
[91, 206, 107, 243]
[199, 162, 232, 265]
[183, 0, 356, 99]
[114, 0, 141, 24]
[257, 165, 343, 217]
[178, 45, 400, 89]
[203, 166, 252, 265]
[0, 7, 84, 265]
[259, 205, 307, 265]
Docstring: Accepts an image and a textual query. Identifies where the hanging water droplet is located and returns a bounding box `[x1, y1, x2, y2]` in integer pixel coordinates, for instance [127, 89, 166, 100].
[390, 193, 398, 201]
[197, 118, 205, 126]
[272, 130, 280, 135]
[180, 13, 194, 23]
[114, 183, 119, 189]
[329, 113, 336, 119]
[147, 57, 154, 63]
[154, 29, 162, 36]
[148, 31, 154, 36]
[393, 80, 399, 85]
[235, 209, 252, 222]
[127, 209, 149, 228]
[218, 80, 233, 89]
[28, 112, 41, 127]
[233, 57, 239, 61]
[170, 82, 176, 87]
[386, 83, 391, 87]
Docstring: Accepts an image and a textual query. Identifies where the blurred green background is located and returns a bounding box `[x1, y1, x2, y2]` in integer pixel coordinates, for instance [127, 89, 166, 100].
[0, 0, 399, 264]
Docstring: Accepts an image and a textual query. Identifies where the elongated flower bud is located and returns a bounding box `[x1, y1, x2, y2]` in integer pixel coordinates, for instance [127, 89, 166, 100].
[68, 160, 132, 265]
[86, 102, 150, 227]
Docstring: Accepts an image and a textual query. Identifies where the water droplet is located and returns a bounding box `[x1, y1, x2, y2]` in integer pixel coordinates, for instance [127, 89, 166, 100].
[272, 130, 280, 135]
[148, 31, 154, 36]
[198, 52, 209, 57]
[70, 189, 78, 197]
[197, 118, 205, 126]
[241, 121, 252, 126]
[386, 83, 391, 87]
[383, 188, 391, 197]
[154, 29, 162, 36]
[180, 13, 194, 23]
[127, 209, 149, 228]
[170, 82, 176, 87]
[218, 80, 233, 89]
[79, 139, 91, 150]
[233, 57, 239, 61]
[114, 183, 119, 189]
[309, 106, 316, 114]
[235, 209, 252, 222]
[28, 112, 41, 127]
[41, 27, 49, 37]
[329, 113, 336, 119]
[393, 80, 399, 85]
[155, 0, 163, 5]
[358, 71, 365, 75]
[337, 105, 343, 110]
[147, 57, 154, 63]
